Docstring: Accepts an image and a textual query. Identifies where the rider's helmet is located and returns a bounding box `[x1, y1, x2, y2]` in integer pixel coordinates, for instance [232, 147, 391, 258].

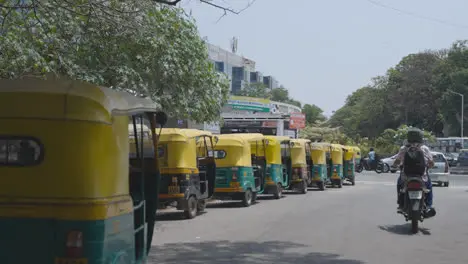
[369, 147, 374, 151]
[407, 128, 424, 144]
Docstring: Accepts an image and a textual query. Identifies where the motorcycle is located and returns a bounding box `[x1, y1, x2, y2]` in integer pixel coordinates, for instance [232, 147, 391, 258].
[358, 158, 385, 174]
[397, 174, 436, 234]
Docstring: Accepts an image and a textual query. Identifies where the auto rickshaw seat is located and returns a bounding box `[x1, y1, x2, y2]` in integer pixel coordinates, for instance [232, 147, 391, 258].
[197, 157, 216, 196]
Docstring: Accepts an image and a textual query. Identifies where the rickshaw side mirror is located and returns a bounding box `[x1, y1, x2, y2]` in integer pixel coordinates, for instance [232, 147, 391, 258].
[155, 111, 168, 126]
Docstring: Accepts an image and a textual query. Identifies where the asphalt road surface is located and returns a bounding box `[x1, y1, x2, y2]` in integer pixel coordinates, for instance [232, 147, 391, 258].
[148, 172, 468, 264]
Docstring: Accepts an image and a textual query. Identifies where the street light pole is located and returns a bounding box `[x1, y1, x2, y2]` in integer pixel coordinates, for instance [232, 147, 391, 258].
[449, 90, 464, 148]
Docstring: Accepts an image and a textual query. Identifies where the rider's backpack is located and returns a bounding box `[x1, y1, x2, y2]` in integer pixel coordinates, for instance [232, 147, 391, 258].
[403, 146, 426, 175]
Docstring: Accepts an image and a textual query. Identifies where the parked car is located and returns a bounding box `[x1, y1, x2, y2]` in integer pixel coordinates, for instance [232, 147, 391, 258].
[444, 152, 459, 167]
[456, 150, 468, 167]
[381, 154, 398, 173]
[429, 151, 450, 187]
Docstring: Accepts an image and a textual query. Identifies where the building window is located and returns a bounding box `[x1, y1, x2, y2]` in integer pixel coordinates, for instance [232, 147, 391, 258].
[215, 61, 225, 73]
[0, 137, 43, 166]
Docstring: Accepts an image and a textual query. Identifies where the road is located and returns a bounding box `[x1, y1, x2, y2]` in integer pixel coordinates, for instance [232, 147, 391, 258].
[148, 172, 468, 264]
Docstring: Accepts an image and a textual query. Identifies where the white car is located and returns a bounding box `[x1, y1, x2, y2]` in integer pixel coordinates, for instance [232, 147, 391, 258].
[429, 151, 450, 187]
[381, 154, 398, 173]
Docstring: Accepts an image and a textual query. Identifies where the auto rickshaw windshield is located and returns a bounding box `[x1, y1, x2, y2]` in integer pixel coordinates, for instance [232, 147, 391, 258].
[213, 135, 252, 168]
[157, 128, 213, 169]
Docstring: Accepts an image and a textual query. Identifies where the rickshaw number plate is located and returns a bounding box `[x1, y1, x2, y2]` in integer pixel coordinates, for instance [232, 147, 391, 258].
[168, 186, 180, 194]
[55, 258, 88, 264]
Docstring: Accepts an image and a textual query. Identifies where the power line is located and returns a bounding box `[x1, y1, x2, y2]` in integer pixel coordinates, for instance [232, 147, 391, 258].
[364, 0, 468, 30]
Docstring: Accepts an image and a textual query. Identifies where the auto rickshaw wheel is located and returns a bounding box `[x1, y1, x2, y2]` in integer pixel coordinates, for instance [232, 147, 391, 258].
[273, 183, 282, 199]
[318, 181, 326, 191]
[197, 199, 206, 212]
[184, 196, 198, 219]
[351, 178, 355, 186]
[300, 180, 308, 194]
[337, 180, 343, 188]
[252, 192, 258, 203]
[242, 189, 253, 207]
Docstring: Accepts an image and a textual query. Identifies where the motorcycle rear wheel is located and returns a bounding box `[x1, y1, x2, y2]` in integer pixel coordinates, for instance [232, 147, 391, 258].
[375, 163, 383, 174]
[411, 217, 419, 234]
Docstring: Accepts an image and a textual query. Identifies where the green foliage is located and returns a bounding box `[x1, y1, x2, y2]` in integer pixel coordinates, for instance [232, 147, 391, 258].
[0, 0, 229, 122]
[302, 104, 326, 125]
[234, 82, 271, 99]
[270, 85, 302, 107]
[330, 40, 468, 142]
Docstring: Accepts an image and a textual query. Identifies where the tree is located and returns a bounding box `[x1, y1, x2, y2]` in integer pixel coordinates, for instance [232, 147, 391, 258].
[302, 104, 326, 125]
[270, 86, 289, 102]
[153, 0, 256, 15]
[436, 40, 468, 136]
[329, 48, 453, 140]
[270, 85, 302, 108]
[0, 0, 229, 122]
[234, 82, 271, 98]
[386, 52, 443, 131]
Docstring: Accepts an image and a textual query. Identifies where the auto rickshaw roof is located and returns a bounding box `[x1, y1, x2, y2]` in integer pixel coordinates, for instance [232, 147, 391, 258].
[225, 133, 265, 142]
[350, 146, 361, 152]
[264, 135, 291, 144]
[316, 142, 343, 152]
[290, 138, 311, 148]
[213, 134, 251, 147]
[310, 142, 327, 151]
[0, 77, 160, 119]
[331, 143, 344, 151]
[158, 128, 213, 142]
[342, 145, 354, 152]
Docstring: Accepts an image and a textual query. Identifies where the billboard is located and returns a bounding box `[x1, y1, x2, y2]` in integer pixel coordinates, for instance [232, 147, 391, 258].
[289, 112, 306, 129]
[227, 96, 272, 112]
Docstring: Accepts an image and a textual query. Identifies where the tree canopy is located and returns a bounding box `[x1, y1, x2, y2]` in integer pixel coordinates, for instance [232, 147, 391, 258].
[0, 0, 229, 122]
[329, 40, 468, 142]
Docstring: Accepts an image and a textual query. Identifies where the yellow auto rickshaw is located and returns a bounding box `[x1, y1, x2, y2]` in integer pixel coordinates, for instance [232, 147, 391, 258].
[320, 142, 344, 188]
[263, 136, 292, 197]
[309, 142, 328, 191]
[0, 77, 167, 264]
[212, 133, 266, 206]
[353, 146, 362, 173]
[289, 139, 312, 194]
[343, 145, 356, 186]
[156, 128, 216, 218]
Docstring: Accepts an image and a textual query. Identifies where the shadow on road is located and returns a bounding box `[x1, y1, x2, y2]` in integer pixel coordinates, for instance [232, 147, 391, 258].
[378, 224, 431, 236]
[148, 240, 365, 264]
[156, 211, 207, 221]
[306, 187, 323, 192]
[256, 195, 285, 200]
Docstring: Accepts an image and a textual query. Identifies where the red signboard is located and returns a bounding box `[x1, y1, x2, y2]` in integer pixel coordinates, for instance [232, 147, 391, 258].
[262, 121, 277, 128]
[289, 112, 306, 129]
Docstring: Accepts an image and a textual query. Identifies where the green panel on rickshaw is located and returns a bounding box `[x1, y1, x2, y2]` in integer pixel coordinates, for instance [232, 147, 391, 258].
[311, 164, 328, 182]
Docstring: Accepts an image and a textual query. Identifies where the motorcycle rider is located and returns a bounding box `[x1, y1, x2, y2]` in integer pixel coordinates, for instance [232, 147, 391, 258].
[368, 147, 376, 169]
[392, 128, 435, 214]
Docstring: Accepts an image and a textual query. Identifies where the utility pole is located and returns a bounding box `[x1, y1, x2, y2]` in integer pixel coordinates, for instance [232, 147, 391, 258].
[448, 90, 464, 148]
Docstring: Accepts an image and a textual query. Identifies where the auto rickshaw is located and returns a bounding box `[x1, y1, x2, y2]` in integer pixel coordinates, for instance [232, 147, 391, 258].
[289, 139, 311, 194]
[342, 145, 356, 186]
[212, 133, 266, 206]
[320, 143, 344, 188]
[308, 142, 328, 191]
[156, 128, 216, 218]
[264, 136, 292, 198]
[353, 146, 361, 165]
[0, 77, 167, 264]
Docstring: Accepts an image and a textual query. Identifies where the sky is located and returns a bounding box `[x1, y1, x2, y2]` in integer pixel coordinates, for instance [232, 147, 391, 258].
[181, 0, 468, 117]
